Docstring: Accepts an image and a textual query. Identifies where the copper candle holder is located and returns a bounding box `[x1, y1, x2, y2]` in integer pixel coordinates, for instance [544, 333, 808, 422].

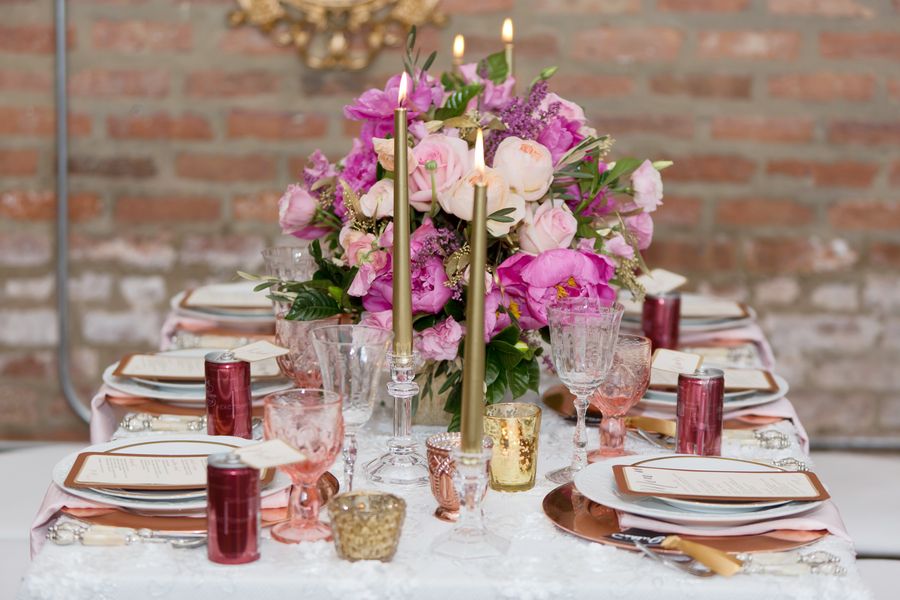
[426, 432, 492, 522]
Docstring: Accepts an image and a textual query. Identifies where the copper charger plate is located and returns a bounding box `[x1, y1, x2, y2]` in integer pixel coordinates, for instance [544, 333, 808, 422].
[542, 482, 826, 555]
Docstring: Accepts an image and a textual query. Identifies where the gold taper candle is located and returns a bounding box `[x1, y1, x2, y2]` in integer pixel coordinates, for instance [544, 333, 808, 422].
[461, 129, 488, 453]
[392, 72, 413, 356]
[452, 34, 465, 71]
[502, 18, 514, 86]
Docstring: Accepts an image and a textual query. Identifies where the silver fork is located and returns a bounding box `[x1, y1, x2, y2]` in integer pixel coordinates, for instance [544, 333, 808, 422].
[633, 540, 715, 578]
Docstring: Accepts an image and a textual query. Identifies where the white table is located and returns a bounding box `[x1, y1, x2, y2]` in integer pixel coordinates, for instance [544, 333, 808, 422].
[19, 400, 873, 600]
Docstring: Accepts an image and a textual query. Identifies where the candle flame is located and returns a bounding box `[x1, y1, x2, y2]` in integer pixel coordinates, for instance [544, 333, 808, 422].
[474, 128, 485, 178]
[502, 18, 514, 44]
[398, 71, 408, 106]
[453, 34, 465, 59]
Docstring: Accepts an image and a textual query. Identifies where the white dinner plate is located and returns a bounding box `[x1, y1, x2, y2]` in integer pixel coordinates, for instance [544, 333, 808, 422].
[639, 374, 789, 411]
[52, 435, 290, 512]
[170, 286, 274, 325]
[573, 454, 822, 527]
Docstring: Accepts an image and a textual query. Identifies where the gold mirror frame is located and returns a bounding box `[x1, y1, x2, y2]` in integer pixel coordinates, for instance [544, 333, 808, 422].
[229, 0, 446, 70]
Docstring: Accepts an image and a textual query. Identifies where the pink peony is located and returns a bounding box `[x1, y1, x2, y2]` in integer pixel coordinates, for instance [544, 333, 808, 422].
[409, 134, 470, 211]
[459, 63, 516, 111]
[343, 71, 444, 123]
[537, 117, 583, 165]
[492, 137, 555, 201]
[625, 212, 654, 250]
[518, 200, 577, 255]
[631, 160, 664, 212]
[363, 256, 454, 315]
[484, 289, 512, 341]
[539, 93, 587, 126]
[279, 184, 328, 239]
[416, 317, 463, 361]
[605, 234, 635, 259]
[360, 310, 392, 331]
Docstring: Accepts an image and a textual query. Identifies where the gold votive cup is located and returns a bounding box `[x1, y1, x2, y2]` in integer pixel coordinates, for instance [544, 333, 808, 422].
[425, 432, 493, 522]
[483, 403, 542, 492]
[326, 491, 406, 562]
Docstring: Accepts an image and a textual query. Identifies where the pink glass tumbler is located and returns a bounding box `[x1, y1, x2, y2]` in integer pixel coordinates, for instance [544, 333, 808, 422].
[676, 368, 724, 456]
[642, 292, 681, 351]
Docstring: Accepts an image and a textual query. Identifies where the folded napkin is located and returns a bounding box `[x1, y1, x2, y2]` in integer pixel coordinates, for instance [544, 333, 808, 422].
[160, 314, 274, 351]
[617, 499, 850, 542]
[679, 324, 775, 370]
[90, 386, 139, 444]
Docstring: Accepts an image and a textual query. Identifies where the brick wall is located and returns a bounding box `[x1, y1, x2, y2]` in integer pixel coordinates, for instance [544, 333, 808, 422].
[1, 0, 899, 440]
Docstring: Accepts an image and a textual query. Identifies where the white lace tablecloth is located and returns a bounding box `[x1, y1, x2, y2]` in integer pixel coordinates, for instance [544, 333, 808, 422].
[19, 397, 873, 600]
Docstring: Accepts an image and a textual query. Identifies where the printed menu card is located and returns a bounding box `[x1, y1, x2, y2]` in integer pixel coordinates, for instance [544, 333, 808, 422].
[113, 354, 282, 381]
[65, 453, 209, 490]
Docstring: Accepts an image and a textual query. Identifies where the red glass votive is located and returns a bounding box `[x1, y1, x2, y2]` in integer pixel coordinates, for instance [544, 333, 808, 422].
[205, 351, 252, 439]
[207, 453, 260, 564]
[676, 368, 724, 456]
[642, 292, 681, 351]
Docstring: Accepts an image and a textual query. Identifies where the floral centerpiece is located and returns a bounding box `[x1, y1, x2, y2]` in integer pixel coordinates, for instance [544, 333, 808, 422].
[257, 31, 669, 429]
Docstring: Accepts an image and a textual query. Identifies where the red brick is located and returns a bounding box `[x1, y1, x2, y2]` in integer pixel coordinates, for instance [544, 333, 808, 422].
[598, 115, 694, 138]
[0, 107, 91, 137]
[820, 32, 900, 60]
[650, 73, 751, 98]
[653, 195, 704, 227]
[664, 154, 756, 183]
[829, 201, 900, 231]
[770, 0, 874, 17]
[0, 149, 39, 176]
[767, 159, 879, 187]
[175, 153, 277, 182]
[443, 0, 515, 13]
[744, 237, 857, 274]
[218, 29, 294, 55]
[0, 190, 101, 221]
[768, 72, 875, 101]
[643, 238, 736, 272]
[889, 80, 900, 100]
[226, 110, 328, 140]
[0, 70, 51, 92]
[69, 69, 170, 98]
[232, 191, 280, 222]
[712, 116, 814, 143]
[92, 20, 192, 52]
[464, 34, 559, 59]
[659, 0, 748, 10]
[548, 75, 635, 97]
[891, 161, 900, 184]
[342, 120, 363, 138]
[115, 196, 221, 222]
[185, 71, 279, 97]
[535, 0, 639, 12]
[571, 28, 683, 63]
[829, 121, 900, 144]
[108, 112, 213, 140]
[870, 242, 900, 268]
[69, 156, 156, 178]
[0, 25, 73, 53]
[716, 197, 814, 226]
[698, 31, 801, 59]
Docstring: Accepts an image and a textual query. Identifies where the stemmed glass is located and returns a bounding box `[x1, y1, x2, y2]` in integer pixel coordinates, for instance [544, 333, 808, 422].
[588, 335, 652, 460]
[311, 324, 392, 492]
[546, 297, 624, 484]
[263, 388, 343, 543]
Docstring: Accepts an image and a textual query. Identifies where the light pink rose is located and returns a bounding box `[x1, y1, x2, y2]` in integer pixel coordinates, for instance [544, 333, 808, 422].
[518, 200, 577, 255]
[339, 227, 376, 267]
[440, 167, 526, 237]
[416, 317, 463, 362]
[372, 137, 415, 173]
[605, 234, 635, 259]
[631, 160, 664, 212]
[462, 264, 494, 293]
[340, 227, 389, 296]
[359, 179, 394, 219]
[409, 134, 470, 211]
[279, 184, 327, 239]
[492, 137, 554, 201]
[625, 212, 654, 250]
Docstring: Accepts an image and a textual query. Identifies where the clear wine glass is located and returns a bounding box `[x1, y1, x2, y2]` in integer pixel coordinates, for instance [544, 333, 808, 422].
[588, 335, 652, 460]
[311, 324, 391, 492]
[263, 388, 343, 543]
[546, 297, 624, 483]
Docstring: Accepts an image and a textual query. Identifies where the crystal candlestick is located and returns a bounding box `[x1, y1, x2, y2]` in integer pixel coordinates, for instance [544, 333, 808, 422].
[364, 352, 429, 486]
[432, 447, 508, 559]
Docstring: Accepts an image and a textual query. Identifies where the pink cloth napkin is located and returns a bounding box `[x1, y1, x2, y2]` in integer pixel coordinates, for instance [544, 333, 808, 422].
[89, 386, 137, 444]
[618, 500, 851, 541]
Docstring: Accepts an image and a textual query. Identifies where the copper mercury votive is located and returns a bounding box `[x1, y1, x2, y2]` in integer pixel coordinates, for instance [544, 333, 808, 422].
[642, 292, 681, 351]
[207, 452, 260, 564]
[426, 432, 492, 522]
[327, 491, 406, 562]
[676, 368, 725, 456]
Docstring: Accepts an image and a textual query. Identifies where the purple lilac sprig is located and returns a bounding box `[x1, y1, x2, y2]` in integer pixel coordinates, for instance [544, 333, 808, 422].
[412, 227, 462, 269]
[485, 80, 560, 164]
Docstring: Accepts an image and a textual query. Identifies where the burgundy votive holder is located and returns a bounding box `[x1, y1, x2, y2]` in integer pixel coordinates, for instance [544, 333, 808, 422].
[642, 292, 681, 351]
[676, 368, 724, 456]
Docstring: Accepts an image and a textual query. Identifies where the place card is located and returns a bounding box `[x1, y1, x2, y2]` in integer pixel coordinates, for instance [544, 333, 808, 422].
[181, 284, 272, 310]
[638, 269, 688, 296]
[234, 440, 306, 470]
[65, 453, 209, 490]
[613, 465, 830, 502]
[113, 354, 282, 381]
[680, 297, 748, 319]
[231, 340, 290, 363]
[649, 367, 778, 392]
[651, 349, 703, 374]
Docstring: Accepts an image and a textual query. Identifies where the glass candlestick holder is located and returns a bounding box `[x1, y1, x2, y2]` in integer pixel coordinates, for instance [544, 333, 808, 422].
[431, 447, 509, 559]
[364, 352, 429, 486]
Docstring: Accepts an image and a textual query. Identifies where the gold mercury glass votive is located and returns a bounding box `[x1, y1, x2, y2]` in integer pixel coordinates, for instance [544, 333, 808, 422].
[426, 432, 493, 522]
[483, 403, 542, 492]
[327, 491, 406, 562]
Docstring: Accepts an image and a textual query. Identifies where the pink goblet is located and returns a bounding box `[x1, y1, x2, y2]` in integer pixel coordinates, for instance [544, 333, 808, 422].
[264, 388, 343, 543]
[588, 335, 651, 460]
[274, 308, 342, 388]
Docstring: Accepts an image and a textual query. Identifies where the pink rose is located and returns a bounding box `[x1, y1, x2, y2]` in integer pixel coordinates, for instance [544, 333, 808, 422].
[518, 200, 577, 255]
[359, 179, 394, 219]
[416, 317, 463, 362]
[625, 212, 654, 250]
[409, 134, 470, 211]
[492, 137, 554, 201]
[631, 160, 664, 212]
[279, 184, 327, 239]
[372, 137, 415, 173]
[339, 227, 376, 267]
[440, 167, 526, 237]
[340, 226, 389, 296]
[605, 234, 635, 259]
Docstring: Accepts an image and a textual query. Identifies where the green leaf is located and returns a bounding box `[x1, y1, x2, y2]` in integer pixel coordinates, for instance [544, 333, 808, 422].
[422, 50, 436, 72]
[413, 314, 438, 332]
[488, 206, 518, 224]
[489, 340, 524, 369]
[434, 83, 483, 121]
[507, 361, 531, 398]
[526, 358, 541, 392]
[492, 325, 520, 346]
[529, 65, 558, 88]
[441, 71, 465, 91]
[444, 299, 465, 321]
[484, 352, 501, 386]
[285, 287, 341, 321]
[253, 280, 277, 292]
[482, 51, 509, 84]
[447, 412, 461, 433]
[603, 157, 643, 185]
[485, 379, 506, 405]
